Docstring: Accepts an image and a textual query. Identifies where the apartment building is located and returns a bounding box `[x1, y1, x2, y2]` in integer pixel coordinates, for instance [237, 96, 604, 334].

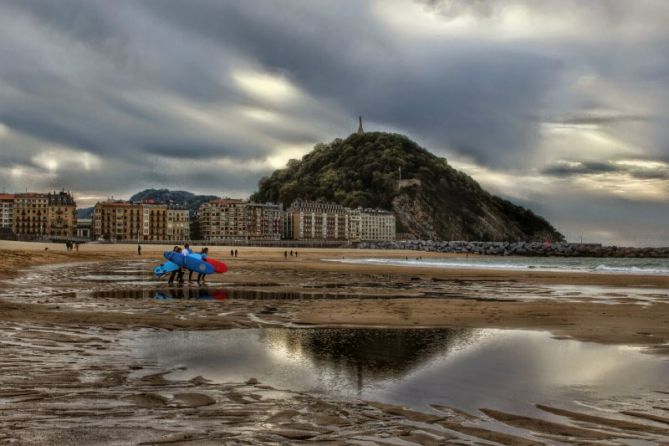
[247, 202, 282, 240]
[349, 208, 396, 242]
[0, 194, 14, 232]
[94, 201, 189, 241]
[47, 191, 77, 238]
[285, 200, 350, 241]
[197, 199, 282, 241]
[13, 193, 49, 237]
[166, 207, 190, 241]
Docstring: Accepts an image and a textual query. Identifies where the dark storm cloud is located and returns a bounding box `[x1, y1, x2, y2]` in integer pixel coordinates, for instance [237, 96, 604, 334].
[0, 0, 668, 244]
[543, 160, 669, 180]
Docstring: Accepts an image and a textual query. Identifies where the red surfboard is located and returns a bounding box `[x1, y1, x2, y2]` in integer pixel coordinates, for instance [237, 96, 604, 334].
[205, 257, 228, 273]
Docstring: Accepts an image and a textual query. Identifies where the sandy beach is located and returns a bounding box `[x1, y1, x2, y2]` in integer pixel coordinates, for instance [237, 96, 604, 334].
[1, 240, 668, 444]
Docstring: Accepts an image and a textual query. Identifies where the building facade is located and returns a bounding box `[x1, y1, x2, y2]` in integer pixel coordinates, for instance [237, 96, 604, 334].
[166, 207, 190, 241]
[13, 193, 49, 237]
[46, 191, 77, 238]
[285, 200, 350, 241]
[0, 194, 14, 232]
[93, 201, 189, 241]
[197, 199, 282, 241]
[76, 218, 93, 240]
[349, 208, 396, 242]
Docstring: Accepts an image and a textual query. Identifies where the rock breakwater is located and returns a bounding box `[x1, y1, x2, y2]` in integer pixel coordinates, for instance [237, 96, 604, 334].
[358, 241, 669, 258]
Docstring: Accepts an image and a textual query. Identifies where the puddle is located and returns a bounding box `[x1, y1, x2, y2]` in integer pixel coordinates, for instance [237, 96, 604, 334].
[129, 328, 669, 418]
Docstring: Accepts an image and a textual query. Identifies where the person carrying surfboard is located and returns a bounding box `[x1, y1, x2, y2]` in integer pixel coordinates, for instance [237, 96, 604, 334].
[168, 246, 184, 286]
[196, 247, 209, 284]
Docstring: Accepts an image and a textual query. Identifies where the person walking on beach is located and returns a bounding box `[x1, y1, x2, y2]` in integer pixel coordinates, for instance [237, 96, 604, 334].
[284, 250, 287, 259]
[234, 249, 238, 257]
[196, 247, 209, 284]
[230, 249, 234, 257]
[168, 246, 184, 286]
[182, 243, 191, 256]
[137, 243, 141, 256]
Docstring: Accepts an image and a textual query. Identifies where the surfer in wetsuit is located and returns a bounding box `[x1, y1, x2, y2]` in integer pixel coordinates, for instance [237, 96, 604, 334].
[168, 246, 184, 285]
[196, 247, 209, 284]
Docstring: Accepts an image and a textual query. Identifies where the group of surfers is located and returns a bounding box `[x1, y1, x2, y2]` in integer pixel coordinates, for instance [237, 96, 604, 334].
[167, 243, 209, 286]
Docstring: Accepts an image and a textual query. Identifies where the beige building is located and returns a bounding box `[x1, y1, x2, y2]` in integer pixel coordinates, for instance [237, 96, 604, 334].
[12, 191, 77, 238]
[349, 208, 396, 242]
[197, 199, 282, 241]
[0, 194, 14, 231]
[94, 201, 143, 241]
[285, 200, 350, 241]
[93, 201, 188, 241]
[46, 191, 77, 238]
[13, 193, 49, 237]
[166, 207, 190, 241]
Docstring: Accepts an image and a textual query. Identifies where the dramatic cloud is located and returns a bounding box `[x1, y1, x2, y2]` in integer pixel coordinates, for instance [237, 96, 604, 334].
[0, 0, 667, 245]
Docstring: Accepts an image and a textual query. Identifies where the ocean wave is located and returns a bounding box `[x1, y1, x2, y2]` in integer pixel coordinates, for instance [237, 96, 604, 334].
[324, 258, 669, 275]
[593, 264, 669, 275]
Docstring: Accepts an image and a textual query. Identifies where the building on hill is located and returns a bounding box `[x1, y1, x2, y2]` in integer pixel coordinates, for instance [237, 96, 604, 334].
[93, 200, 189, 241]
[285, 200, 350, 241]
[349, 208, 396, 242]
[197, 199, 282, 241]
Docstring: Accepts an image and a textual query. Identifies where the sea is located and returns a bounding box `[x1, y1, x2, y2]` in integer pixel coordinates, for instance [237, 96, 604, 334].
[325, 256, 669, 275]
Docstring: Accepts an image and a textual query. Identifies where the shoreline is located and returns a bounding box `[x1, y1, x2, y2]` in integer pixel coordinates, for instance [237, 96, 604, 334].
[0, 241, 668, 351]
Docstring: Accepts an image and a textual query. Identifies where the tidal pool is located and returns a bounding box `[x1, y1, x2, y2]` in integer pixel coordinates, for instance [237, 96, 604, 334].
[129, 328, 669, 419]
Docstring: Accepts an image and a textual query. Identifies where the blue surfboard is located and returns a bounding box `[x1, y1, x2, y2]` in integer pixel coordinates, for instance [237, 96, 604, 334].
[164, 251, 186, 266]
[184, 255, 215, 275]
[163, 251, 215, 275]
[154, 261, 180, 278]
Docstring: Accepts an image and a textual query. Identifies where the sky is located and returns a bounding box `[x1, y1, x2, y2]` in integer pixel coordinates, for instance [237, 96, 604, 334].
[0, 0, 667, 246]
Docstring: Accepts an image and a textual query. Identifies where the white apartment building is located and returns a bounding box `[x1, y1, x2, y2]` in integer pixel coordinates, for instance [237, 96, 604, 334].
[349, 208, 396, 242]
[0, 194, 14, 230]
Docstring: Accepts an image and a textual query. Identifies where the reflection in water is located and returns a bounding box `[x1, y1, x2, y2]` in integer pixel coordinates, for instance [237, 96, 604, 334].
[261, 328, 475, 391]
[132, 328, 669, 416]
[153, 288, 228, 301]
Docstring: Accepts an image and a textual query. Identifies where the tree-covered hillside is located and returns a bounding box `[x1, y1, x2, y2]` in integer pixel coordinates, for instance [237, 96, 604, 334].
[129, 189, 218, 214]
[252, 132, 563, 242]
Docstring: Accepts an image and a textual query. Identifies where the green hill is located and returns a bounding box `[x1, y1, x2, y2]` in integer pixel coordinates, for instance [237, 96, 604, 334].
[129, 189, 218, 214]
[251, 132, 563, 242]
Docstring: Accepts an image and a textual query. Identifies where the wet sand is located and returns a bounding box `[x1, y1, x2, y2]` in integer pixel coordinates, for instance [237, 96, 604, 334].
[1, 241, 668, 444]
[1, 241, 668, 347]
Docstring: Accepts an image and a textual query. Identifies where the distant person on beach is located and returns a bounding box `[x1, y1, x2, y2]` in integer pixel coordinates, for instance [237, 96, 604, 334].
[284, 250, 287, 259]
[230, 249, 234, 257]
[75, 243, 79, 252]
[196, 247, 209, 284]
[137, 244, 141, 256]
[234, 249, 238, 257]
[295, 251, 298, 257]
[290, 250, 293, 257]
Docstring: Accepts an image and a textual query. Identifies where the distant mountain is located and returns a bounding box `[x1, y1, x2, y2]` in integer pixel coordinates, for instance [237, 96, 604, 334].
[252, 132, 564, 242]
[129, 189, 219, 214]
[76, 207, 94, 219]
